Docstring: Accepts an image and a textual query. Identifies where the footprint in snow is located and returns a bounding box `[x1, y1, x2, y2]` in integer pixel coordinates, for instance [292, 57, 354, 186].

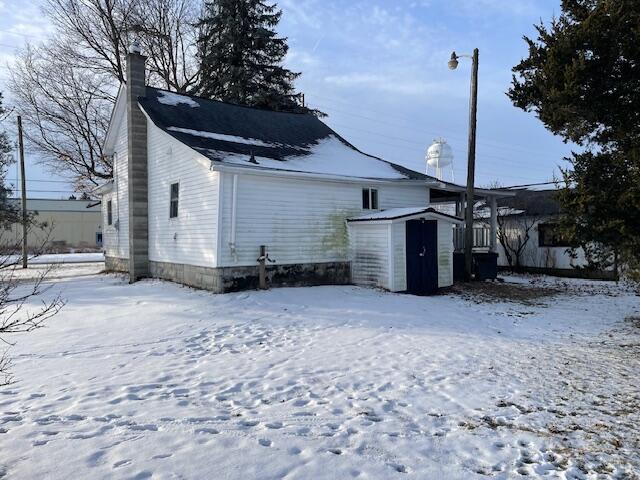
[265, 422, 284, 429]
[258, 438, 272, 447]
[113, 459, 131, 468]
[152, 453, 173, 459]
[388, 463, 408, 474]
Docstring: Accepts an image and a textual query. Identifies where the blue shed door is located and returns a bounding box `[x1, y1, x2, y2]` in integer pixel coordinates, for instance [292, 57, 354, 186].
[406, 219, 438, 295]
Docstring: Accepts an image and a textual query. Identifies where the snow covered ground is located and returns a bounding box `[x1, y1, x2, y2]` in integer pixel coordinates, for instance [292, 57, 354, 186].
[1, 272, 638, 479]
[5, 252, 105, 265]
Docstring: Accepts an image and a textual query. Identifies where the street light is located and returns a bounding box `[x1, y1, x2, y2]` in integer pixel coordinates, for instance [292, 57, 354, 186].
[449, 48, 479, 281]
[448, 52, 459, 70]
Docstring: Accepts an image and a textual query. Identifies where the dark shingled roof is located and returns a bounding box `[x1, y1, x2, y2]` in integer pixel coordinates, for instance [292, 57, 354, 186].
[498, 189, 562, 216]
[138, 87, 429, 180]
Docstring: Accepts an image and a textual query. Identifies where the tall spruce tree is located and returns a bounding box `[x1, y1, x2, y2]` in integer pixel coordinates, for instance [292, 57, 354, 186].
[197, 0, 313, 114]
[508, 0, 640, 278]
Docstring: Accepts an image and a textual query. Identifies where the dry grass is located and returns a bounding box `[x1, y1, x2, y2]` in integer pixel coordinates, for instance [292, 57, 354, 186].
[447, 279, 561, 306]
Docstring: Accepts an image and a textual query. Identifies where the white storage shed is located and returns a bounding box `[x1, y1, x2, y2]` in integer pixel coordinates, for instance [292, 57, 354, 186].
[347, 207, 463, 294]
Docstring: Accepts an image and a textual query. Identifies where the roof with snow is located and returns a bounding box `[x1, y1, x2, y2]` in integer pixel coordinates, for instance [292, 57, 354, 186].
[138, 88, 428, 181]
[348, 207, 463, 223]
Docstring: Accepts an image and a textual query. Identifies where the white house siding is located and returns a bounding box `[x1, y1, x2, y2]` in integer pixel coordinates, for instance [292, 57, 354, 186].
[349, 223, 390, 289]
[147, 124, 219, 268]
[218, 173, 429, 267]
[496, 216, 587, 270]
[391, 222, 407, 292]
[103, 116, 129, 259]
[437, 221, 454, 287]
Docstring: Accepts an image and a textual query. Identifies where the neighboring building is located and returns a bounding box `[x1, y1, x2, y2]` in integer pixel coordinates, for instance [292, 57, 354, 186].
[4, 198, 102, 252]
[96, 47, 508, 294]
[485, 189, 615, 279]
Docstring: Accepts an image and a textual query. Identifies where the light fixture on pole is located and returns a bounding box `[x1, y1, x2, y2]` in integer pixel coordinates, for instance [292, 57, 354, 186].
[448, 48, 479, 281]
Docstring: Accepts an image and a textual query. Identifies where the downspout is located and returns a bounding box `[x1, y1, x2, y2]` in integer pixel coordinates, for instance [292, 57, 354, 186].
[113, 153, 120, 252]
[229, 173, 238, 262]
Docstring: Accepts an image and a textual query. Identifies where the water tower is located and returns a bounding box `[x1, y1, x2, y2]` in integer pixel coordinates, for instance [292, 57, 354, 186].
[426, 139, 454, 182]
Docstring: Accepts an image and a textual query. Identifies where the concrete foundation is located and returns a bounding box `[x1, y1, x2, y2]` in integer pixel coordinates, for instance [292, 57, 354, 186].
[149, 260, 351, 293]
[105, 256, 129, 273]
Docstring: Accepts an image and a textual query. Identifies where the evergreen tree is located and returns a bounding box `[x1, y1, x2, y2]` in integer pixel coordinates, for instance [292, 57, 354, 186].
[508, 0, 640, 278]
[197, 0, 316, 114]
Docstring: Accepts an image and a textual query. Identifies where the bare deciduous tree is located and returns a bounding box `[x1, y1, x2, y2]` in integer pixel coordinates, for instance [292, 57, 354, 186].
[9, 0, 200, 191]
[135, 0, 200, 93]
[10, 46, 114, 192]
[0, 96, 64, 385]
[0, 228, 65, 386]
[496, 209, 541, 270]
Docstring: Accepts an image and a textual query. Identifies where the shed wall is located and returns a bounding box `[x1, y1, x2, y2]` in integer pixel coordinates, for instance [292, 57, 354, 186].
[349, 223, 390, 289]
[391, 222, 407, 292]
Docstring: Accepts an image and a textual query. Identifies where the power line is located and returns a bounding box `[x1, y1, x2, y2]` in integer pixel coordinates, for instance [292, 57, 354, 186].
[308, 92, 568, 159]
[335, 126, 559, 178]
[7, 188, 78, 194]
[324, 118, 564, 169]
[0, 28, 43, 40]
[503, 181, 568, 189]
[6, 178, 74, 184]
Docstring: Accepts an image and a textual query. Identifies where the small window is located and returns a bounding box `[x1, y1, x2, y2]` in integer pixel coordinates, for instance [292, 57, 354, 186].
[362, 188, 378, 210]
[96, 232, 103, 245]
[107, 200, 113, 225]
[538, 223, 569, 247]
[169, 182, 179, 218]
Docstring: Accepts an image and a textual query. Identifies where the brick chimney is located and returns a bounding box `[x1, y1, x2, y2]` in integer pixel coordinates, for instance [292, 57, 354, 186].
[126, 41, 149, 282]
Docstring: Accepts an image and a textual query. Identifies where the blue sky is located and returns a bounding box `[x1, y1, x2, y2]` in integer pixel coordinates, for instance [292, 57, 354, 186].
[0, 0, 568, 198]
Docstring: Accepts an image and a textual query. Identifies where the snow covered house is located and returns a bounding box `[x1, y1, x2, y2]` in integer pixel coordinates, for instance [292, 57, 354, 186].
[96, 47, 508, 294]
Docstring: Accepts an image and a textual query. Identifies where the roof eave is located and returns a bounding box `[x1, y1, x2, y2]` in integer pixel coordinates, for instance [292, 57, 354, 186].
[92, 181, 114, 195]
[103, 85, 126, 155]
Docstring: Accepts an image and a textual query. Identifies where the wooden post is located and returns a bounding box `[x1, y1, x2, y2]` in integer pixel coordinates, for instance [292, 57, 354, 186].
[17, 115, 27, 269]
[489, 196, 498, 252]
[258, 245, 267, 290]
[464, 48, 479, 281]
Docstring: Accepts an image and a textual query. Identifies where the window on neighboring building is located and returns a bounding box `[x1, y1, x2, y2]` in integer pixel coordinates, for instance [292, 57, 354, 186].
[169, 182, 179, 218]
[538, 223, 569, 247]
[362, 188, 378, 210]
[107, 200, 113, 225]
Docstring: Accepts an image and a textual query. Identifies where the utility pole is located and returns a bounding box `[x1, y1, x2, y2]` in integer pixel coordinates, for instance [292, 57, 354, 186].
[448, 48, 479, 281]
[464, 48, 479, 281]
[17, 115, 27, 269]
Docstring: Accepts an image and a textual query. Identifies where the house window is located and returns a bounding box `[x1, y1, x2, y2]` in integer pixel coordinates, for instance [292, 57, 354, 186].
[169, 182, 179, 218]
[538, 223, 569, 247]
[362, 188, 378, 210]
[96, 232, 103, 245]
[107, 200, 113, 225]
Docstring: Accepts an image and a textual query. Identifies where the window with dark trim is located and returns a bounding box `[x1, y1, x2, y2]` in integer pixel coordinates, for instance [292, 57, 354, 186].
[169, 182, 179, 218]
[538, 223, 569, 247]
[362, 188, 378, 210]
[107, 200, 113, 225]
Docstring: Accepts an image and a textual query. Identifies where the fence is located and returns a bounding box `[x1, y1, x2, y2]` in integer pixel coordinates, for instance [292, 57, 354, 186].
[453, 226, 492, 250]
